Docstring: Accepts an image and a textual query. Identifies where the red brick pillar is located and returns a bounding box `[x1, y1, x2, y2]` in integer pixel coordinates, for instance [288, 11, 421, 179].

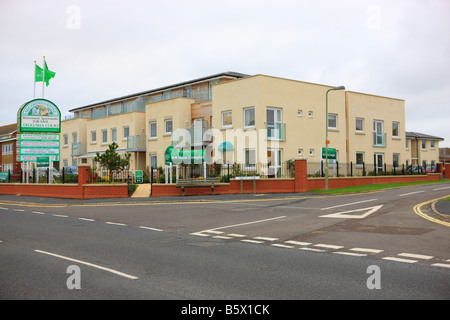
[294, 159, 308, 192]
[78, 165, 91, 185]
[445, 164, 450, 179]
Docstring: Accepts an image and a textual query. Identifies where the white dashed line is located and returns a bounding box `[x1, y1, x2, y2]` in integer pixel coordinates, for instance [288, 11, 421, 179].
[382, 257, 418, 263]
[271, 244, 294, 249]
[398, 253, 433, 260]
[105, 222, 126, 226]
[299, 247, 326, 252]
[334, 251, 367, 257]
[284, 240, 312, 246]
[78, 218, 95, 222]
[253, 237, 278, 241]
[320, 199, 378, 210]
[32, 211, 45, 215]
[14, 209, 25, 212]
[399, 191, 425, 197]
[314, 244, 344, 250]
[349, 248, 383, 254]
[241, 239, 264, 244]
[213, 236, 233, 239]
[432, 263, 450, 269]
[433, 186, 450, 191]
[227, 233, 246, 238]
[139, 226, 163, 232]
[52, 214, 68, 218]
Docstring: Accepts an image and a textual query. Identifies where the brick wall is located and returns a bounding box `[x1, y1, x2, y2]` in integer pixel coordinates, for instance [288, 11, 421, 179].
[0, 165, 128, 199]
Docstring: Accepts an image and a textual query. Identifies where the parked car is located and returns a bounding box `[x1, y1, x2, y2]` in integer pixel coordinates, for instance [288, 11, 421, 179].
[407, 165, 424, 174]
[63, 166, 78, 175]
[425, 166, 437, 173]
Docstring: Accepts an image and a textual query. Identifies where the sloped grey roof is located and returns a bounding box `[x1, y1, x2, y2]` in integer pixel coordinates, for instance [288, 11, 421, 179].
[406, 131, 444, 141]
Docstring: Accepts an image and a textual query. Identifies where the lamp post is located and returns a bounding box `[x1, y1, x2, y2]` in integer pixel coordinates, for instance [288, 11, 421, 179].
[325, 86, 345, 191]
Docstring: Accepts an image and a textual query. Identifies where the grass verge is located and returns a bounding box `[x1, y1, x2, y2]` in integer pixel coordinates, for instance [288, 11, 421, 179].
[309, 179, 449, 195]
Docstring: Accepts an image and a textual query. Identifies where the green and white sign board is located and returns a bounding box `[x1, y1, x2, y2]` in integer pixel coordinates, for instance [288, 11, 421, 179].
[165, 147, 206, 165]
[0, 172, 9, 182]
[36, 156, 50, 167]
[19, 133, 60, 162]
[321, 147, 337, 160]
[18, 99, 61, 133]
[135, 170, 143, 184]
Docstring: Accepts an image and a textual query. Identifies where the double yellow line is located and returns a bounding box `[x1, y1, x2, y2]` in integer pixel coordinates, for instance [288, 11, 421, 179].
[413, 195, 450, 227]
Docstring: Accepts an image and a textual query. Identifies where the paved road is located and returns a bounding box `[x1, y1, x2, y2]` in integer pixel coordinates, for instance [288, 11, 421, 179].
[0, 183, 449, 303]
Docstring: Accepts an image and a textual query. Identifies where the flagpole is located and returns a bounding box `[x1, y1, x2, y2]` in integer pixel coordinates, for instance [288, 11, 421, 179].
[42, 56, 45, 98]
[34, 61, 36, 99]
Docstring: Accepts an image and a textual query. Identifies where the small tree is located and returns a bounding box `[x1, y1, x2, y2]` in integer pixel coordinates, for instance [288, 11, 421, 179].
[94, 142, 131, 183]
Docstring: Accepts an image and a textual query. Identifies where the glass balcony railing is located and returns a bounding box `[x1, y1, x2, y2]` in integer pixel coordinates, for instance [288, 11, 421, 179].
[71, 142, 87, 156]
[373, 132, 387, 147]
[126, 135, 146, 151]
[266, 123, 286, 141]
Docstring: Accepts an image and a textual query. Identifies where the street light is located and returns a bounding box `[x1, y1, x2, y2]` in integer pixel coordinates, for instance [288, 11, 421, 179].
[325, 86, 345, 191]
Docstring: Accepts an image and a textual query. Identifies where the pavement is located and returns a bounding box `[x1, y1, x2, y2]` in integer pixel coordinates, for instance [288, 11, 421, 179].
[435, 199, 450, 215]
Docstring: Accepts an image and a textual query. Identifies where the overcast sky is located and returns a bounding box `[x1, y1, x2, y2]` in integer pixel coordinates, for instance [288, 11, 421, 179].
[1, 0, 449, 146]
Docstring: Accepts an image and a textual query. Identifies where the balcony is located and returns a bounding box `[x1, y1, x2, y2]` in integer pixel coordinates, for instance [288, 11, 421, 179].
[126, 135, 146, 151]
[71, 142, 87, 156]
[266, 123, 286, 141]
[373, 132, 386, 147]
[172, 120, 212, 148]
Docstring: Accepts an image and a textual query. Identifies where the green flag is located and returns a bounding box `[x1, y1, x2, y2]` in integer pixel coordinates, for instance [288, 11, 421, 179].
[44, 61, 55, 86]
[35, 64, 43, 82]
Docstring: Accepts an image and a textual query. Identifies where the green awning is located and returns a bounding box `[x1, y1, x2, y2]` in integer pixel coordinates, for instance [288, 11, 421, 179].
[218, 141, 234, 151]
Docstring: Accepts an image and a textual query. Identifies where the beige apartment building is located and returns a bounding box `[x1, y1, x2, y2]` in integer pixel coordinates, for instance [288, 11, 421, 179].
[405, 132, 443, 169]
[58, 72, 443, 176]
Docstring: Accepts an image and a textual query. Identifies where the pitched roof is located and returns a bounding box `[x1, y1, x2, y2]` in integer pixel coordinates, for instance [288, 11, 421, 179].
[0, 123, 17, 136]
[69, 71, 248, 112]
[406, 131, 444, 141]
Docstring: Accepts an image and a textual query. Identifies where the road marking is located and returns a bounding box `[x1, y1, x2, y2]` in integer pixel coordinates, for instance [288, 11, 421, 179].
[241, 239, 264, 244]
[432, 263, 450, 269]
[190, 232, 210, 237]
[105, 222, 126, 226]
[320, 205, 383, 219]
[399, 191, 425, 197]
[227, 233, 246, 238]
[14, 209, 25, 212]
[139, 226, 163, 232]
[78, 218, 95, 222]
[298, 247, 326, 252]
[0, 207, 8, 210]
[32, 211, 45, 215]
[202, 230, 224, 234]
[271, 244, 294, 249]
[398, 253, 433, 260]
[52, 214, 68, 218]
[433, 186, 450, 191]
[334, 251, 367, 257]
[321, 199, 378, 210]
[382, 257, 418, 263]
[253, 237, 278, 241]
[284, 240, 312, 246]
[213, 236, 232, 239]
[198, 216, 287, 234]
[34, 250, 138, 280]
[349, 247, 383, 254]
[413, 196, 450, 227]
[314, 244, 344, 250]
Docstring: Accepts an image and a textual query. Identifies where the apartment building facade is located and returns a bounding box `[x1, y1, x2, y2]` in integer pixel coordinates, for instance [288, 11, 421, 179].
[405, 132, 444, 168]
[58, 72, 442, 176]
[0, 124, 20, 176]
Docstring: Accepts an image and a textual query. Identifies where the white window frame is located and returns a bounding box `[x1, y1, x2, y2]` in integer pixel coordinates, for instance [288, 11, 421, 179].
[149, 121, 157, 139]
[91, 130, 96, 143]
[356, 151, 364, 167]
[165, 119, 173, 135]
[111, 128, 117, 143]
[244, 148, 256, 169]
[356, 118, 364, 132]
[102, 129, 107, 144]
[328, 114, 338, 130]
[123, 126, 129, 141]
[392, 121, 399, 138]
[244, 107, 255, 128]
[222, 110, 232, 128]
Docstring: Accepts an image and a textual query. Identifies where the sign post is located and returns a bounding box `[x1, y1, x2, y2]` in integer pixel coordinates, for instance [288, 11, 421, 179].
[17, 99, 61, 184]
[135, 170, 143, 184]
